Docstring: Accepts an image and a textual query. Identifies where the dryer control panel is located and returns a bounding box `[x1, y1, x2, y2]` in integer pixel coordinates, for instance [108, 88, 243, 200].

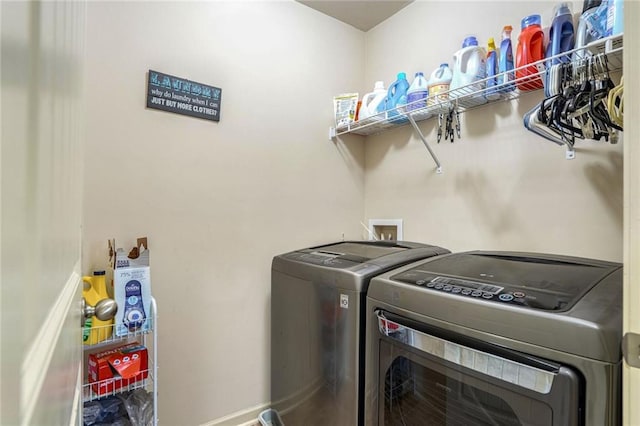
[390, 270, 569, 311]
[389, 251, 622, 313]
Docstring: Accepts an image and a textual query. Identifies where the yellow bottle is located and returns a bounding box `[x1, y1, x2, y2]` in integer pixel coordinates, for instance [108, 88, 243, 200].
[83, 270, 114, 345]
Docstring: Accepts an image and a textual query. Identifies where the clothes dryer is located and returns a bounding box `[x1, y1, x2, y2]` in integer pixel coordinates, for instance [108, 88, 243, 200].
[365, 251, 622, 426]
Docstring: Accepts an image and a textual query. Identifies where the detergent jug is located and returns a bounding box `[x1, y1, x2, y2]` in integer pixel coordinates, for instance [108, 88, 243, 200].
[573, 0, 602, 61]
[486, 38, 500, 100]
[379, 72, 410, 122]
[406, 72, 429, 112]
[83, 270, 114, 345]
[498, 25, 515, 93]
[546, 3, 574, 65]
[427, 63, 453, 107]
[358, 81, 386, 121]
[584, 0, 623, 38]
[450, 36, 487, 106]
[516, 14, 545, 91]
[609, 0, 624, 36]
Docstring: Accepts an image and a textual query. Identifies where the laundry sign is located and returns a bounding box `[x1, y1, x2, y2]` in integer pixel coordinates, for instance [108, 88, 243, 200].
[146, 70, 221, 122]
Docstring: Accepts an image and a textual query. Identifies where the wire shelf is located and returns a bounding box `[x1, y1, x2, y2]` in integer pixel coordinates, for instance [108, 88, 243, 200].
[83, 364, 154, 402]
[83, 297, 158, 424]
[334, 34, 623, 137]
[83, 318, 154, 350]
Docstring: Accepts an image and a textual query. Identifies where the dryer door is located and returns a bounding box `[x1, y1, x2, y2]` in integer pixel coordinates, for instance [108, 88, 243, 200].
[375, 311, 583, 426]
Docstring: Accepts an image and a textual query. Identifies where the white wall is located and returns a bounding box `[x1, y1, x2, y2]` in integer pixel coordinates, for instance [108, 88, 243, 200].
[362, 1, 623, 262]
[82, 2, 365, 424]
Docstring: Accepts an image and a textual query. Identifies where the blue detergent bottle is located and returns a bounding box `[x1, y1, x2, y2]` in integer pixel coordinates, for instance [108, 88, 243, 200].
[381, 72, 410, 122]
[486, 38, 500, 100]
[609, 0, 624, 36]
[547, 2, 575, 65]
[573, 0, 602, 62]
[498, 25, 515, 93]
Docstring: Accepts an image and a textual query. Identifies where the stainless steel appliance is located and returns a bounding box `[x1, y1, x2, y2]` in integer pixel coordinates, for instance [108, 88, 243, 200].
[365, 251, 622, 426]
[271, 241, 449, 426]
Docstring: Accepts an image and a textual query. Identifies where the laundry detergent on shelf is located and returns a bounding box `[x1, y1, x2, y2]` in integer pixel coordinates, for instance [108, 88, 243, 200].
[428, 63, 453, 107]
[584, 0, 624, 39]
[546, 3, 574, 65]
[450, 36, 487, 106]
[608, 0, 624, 36]
[406, 72, 429, 112]
[486, 38, 500, 100]
[516, 14, 545, 91]
[573, 0, 602, 61]
[358, 81, 386, 121]
[378, 72, 409, 122]
[498, 25, 515, 93]
[83, 270, 114, 345]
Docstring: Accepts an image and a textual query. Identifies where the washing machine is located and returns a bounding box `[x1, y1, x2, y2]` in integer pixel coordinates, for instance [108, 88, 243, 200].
[270, 240, 449, 426]
[364, 250, 622, 426]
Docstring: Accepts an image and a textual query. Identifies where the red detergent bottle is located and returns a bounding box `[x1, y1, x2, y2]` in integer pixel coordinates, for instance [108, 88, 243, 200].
[516, 14, 545, 91]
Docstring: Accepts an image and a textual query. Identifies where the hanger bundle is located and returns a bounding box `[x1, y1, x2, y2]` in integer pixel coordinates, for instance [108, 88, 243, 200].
[607, 76, 623, 128]
[437, 106, 461, 143]
[525, 53, 623, 151]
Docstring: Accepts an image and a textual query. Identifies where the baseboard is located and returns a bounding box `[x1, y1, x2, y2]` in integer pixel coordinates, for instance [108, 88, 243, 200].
[200, 378, 324, 426]
[199, 402, 268, 426]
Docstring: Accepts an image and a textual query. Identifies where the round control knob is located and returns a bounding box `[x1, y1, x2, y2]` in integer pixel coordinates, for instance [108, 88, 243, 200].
[443, 285, 453, 292]
[499, 293, 515, 302]
[471, 291, 482, 297]
[482, 293, 494, 299]
[416, 280, 426, 286]
[461, 289, 472, 295]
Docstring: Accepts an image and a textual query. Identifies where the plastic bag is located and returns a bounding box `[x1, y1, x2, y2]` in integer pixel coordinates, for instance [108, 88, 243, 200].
[120, 389, 153, 426]
[83, 396, 126, 425]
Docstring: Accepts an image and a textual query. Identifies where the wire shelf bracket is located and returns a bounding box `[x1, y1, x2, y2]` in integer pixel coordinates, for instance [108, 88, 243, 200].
[406, 113, 442, 173]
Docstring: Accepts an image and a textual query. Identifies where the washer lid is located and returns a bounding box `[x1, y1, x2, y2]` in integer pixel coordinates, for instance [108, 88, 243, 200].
[311, 241, 405, 262]
[391, 251, 621, 311]
[273, 241, 449, 276]
[284, 241, 446, 269]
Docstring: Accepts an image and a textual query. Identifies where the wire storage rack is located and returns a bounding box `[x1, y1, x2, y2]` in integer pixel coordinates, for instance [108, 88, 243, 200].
[83, 297, 158, 426]
[330, 34, 623, 171]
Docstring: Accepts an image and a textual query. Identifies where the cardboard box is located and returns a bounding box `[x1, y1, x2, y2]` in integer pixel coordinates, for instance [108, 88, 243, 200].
[113, 238, 152, 337]
[88, 342, 148, 396]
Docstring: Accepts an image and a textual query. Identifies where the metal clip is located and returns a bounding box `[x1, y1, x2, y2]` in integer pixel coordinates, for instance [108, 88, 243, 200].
[447, 108, 457, 142]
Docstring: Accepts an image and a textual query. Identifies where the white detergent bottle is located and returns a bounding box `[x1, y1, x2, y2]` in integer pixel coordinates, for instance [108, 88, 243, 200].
[358, 81, 386, 121]
[406, 72, 428, 112]
[450, 36, 487, 107]
[427, 63, 453, 108]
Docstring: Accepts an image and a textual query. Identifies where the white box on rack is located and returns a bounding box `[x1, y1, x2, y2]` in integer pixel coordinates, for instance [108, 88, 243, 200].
[113, 241, 152, 337]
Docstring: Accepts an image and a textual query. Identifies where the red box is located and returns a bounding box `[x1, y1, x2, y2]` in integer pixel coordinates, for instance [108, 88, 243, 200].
[88, 342, 148, 396]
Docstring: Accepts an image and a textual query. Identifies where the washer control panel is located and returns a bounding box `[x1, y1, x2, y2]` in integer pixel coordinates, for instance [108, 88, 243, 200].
[391, 270, 567, 311]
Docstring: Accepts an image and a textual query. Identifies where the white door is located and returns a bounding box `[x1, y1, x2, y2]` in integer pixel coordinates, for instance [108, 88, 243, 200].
[1, 1, 87, 424]
[624, 2, 640, 425]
